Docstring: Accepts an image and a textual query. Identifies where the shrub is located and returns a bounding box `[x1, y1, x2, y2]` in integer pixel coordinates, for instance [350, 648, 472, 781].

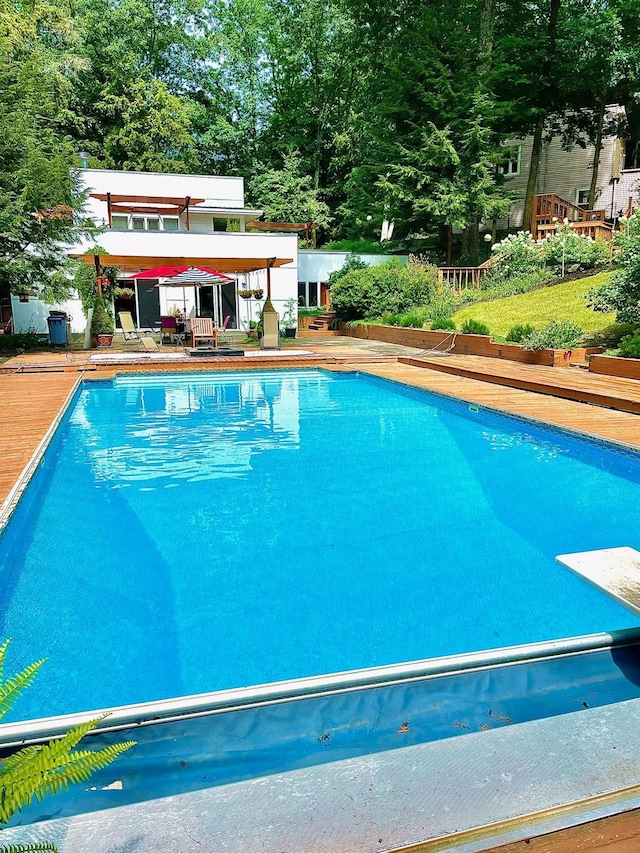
[0, 331, 47, 352]
[461, 270, 552, 306]
[489, 231, 543, 281]
[431, 316, 457, 331]
[506, 323, 535, 343]
[541, 226, 610, 272]
[618, 329, 640, 358]
[520, 320, 583, 350]
[323, 238, 388, 255]
[587, 213, 640, 324]
[399, 312, 425, 328]
[331, 259, 437, 320]
[461, 318, 490, 335]
[425, 293, 456, 320]
[327, 254, 370, 289]
[90, 298, 114, 336]
[380, 312, 402, 326]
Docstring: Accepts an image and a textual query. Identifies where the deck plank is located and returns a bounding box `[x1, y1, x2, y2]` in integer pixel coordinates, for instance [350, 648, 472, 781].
[0, 373, 79, 509]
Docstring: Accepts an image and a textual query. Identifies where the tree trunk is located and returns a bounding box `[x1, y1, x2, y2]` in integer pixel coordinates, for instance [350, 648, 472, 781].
[462, 223, 480, 263]
[588, 95, 606, 210]
[447, 225, 452, 265]
[522, 0, 561, 233]
[477, 0, 496, 83]
[522, 116, 544, 232]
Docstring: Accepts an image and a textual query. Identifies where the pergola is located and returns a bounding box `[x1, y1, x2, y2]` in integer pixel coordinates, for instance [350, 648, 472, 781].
[246, 221, 318, 247]
[89, 194, 206, 231]
[71, 253, 294, 299]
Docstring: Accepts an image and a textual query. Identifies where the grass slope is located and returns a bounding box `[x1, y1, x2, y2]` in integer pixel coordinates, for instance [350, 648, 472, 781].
[452, 272, 615, 337]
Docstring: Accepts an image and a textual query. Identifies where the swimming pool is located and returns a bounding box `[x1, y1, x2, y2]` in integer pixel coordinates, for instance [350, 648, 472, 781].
[1, 368, 638, 721]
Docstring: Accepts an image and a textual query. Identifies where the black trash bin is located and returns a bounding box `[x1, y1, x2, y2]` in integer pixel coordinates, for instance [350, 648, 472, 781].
[47, 312, 68, 347]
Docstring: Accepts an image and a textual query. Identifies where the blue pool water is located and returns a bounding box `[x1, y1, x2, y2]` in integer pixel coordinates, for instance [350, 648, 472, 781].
[1, 368, 639, 720]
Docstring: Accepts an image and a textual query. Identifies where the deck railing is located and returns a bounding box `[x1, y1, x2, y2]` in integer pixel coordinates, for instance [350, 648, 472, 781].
[532, 194, 609, 240]
[437, 254, 497, 291]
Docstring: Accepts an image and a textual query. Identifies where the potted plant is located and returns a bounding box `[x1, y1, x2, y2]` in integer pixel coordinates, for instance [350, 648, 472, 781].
[91, 297, 114, 347]
[252, 288, 264, 300]
[114, 286, 135, 300]
[280, 297, 297, 338]
[238, 289, 253, 299]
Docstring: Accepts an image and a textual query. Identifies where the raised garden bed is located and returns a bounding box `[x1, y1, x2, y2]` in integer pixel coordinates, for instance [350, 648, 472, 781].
[342, 323, 603, 367]
[589, 354, 640, 380]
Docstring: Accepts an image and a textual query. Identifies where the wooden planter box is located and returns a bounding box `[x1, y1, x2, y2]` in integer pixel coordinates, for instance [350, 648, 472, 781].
[342, 323, 597, 368]
[589, 354, 640, 380]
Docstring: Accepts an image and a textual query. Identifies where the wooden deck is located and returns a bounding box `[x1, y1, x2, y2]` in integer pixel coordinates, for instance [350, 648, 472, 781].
[402, 354, 640, 416]
[2, 347, 640, 850]
[483, 807, 640, 853]
[0, 373, 80, 514]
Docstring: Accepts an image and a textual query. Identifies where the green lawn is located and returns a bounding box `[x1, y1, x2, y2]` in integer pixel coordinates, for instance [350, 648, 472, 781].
[452, 272, 616, 337]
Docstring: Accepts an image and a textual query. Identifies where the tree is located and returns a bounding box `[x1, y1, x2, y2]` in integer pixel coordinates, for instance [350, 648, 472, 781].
[588, 214, 640, 324]
[0, 0, 92, 299]
[248, 151, 332, 239]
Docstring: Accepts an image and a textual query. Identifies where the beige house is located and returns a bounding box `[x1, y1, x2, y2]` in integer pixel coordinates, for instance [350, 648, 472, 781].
[500, 104, 630, 229]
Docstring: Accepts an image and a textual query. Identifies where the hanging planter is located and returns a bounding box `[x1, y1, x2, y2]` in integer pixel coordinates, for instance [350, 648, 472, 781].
[252, 289, 264, 300]
[238, 289, 253, 299]
[114, 286, 135, 300]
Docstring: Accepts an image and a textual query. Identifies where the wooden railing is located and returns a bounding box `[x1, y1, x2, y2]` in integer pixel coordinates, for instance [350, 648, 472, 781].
[532, 194, 609, 240]
[437, 254, 497, 291]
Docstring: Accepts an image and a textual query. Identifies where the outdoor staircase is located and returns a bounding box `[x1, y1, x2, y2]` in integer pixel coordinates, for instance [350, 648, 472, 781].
[306, 312, 337, 331]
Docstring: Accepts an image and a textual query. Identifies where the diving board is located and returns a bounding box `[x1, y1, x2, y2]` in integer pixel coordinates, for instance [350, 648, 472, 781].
[556, 546, 640, 616]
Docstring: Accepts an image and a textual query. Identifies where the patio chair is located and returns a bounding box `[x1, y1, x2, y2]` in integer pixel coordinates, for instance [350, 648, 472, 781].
[217, 315, 232, 347]
[118, 311, 144, 349]
[160, 315, 177, 344]
[141, 336, 159, 351]
[191, 317, 217, 348]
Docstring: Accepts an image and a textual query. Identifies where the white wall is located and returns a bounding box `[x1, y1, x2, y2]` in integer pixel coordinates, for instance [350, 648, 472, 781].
[11, 295, 86, 335]
[80, 169, 246, 218]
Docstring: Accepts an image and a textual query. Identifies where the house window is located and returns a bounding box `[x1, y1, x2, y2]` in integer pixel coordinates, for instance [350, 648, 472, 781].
[576, 188, 591, 207]
[163, 217, 179, 231]
[111, 214, 128, 229]
[298, 282, 306, 305]
[132, 216, 160, 231]
[213, 217, 228, 232]
[500, 145, 521, 177]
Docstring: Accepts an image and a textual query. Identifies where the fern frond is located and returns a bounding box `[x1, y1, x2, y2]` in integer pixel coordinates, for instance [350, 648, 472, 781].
[1, 746, 43, 773]
[0, 639, 11, 682]
[0, 739, 135, 822]
[0, 661, 46, 724]
[0, 843, 59, 852]
[38, 717, 108, 764]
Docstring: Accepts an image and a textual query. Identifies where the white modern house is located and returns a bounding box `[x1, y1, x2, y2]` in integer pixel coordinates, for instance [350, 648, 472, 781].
[11, 169, 298, 335]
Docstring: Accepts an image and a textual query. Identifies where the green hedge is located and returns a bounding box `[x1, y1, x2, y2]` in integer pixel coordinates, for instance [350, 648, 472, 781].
[331, 260, 438, 320]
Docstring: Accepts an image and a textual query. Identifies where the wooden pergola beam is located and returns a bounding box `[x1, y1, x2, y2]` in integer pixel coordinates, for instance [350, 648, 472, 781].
[90, 194, 205, 206]
[70, 254, 294, 273]
[108, 205, 182, 215]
